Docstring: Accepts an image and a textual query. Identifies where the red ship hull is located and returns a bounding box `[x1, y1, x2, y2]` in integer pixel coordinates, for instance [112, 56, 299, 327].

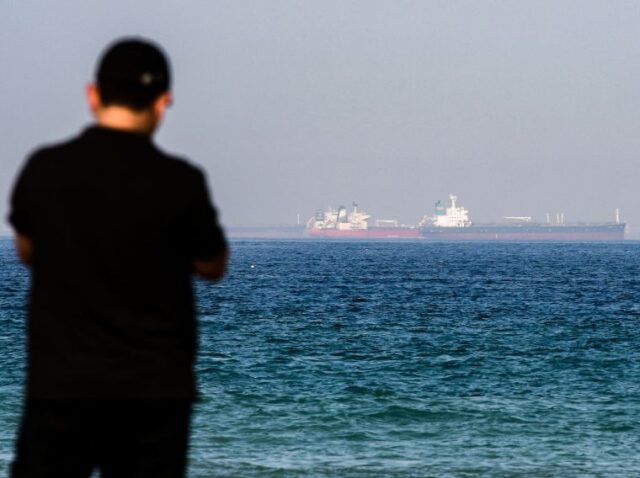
[306, 227, 420, 239]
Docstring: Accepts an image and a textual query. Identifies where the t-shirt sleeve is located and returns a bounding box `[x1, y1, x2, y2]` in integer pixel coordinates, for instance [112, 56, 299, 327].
[8, 154, 39, 235]
[185, 169, 228, 261]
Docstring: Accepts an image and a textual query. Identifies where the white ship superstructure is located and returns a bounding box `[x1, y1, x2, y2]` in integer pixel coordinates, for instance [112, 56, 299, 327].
[307, 203, 371, 230]
[306, 202, 420, 238]
[420, 194, 471, 227]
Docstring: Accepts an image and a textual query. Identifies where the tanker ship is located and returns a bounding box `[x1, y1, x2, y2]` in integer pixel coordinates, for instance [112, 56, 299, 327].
[305, 203, 419, 239]
[419, 195, 626, 241]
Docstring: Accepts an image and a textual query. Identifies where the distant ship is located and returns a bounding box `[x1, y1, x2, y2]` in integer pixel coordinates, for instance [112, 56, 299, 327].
[305, 196, 626, 241]
[418, 195, 626, 241]
[305, 203, 419, 239]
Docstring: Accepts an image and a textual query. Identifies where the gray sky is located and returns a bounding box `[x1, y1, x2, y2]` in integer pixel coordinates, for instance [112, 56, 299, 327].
[2, 1, 639, 233]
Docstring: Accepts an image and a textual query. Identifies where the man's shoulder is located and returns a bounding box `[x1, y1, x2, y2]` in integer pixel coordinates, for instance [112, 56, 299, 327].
[153, 147, 207, 184]
[21, 132, 84, 174]
[28, 130, 202, 172]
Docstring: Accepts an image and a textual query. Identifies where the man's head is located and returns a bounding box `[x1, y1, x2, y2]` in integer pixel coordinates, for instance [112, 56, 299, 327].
[87, 38, 172, 134]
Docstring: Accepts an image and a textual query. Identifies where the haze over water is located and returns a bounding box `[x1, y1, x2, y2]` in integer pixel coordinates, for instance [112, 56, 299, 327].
[1, 1, 640, 236]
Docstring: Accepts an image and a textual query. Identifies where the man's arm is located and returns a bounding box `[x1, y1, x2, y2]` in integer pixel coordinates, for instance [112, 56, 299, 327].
[15, 233, 33, 266]
[186, 168, 228, 281]
[192, 249, 228, 281]
[10, 155, 40, 265]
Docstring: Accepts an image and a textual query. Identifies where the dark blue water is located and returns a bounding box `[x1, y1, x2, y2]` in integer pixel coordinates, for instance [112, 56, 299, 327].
[2, 238, 640, 476]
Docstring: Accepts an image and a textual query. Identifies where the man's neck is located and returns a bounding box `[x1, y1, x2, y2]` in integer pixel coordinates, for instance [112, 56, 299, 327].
[95, 105, 157, 135]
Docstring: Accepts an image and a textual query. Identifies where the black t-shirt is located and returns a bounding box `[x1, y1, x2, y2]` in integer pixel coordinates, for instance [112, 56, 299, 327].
[9, 125, 227, 400]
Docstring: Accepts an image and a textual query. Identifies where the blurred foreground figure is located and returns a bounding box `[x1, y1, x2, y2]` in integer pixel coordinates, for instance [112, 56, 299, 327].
[9, 38, 228, 478]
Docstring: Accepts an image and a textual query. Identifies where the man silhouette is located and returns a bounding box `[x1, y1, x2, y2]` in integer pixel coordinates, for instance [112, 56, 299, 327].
[9, 38, 228, 477]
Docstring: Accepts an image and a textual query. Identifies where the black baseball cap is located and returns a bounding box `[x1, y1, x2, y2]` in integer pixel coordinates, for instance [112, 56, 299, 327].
[95, 38, 171, 108]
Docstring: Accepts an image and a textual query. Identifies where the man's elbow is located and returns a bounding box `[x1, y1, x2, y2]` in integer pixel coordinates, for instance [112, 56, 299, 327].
[193, 250, 228, 281]
[15, 233, 33, 266]
[197, 264, 226, 281]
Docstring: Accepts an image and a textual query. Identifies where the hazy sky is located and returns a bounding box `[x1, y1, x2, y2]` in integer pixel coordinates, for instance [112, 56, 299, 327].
[2, 1, 639, 233]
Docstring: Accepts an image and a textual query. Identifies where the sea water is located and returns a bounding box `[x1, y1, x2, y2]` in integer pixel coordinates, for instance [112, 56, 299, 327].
[1, 238, 640, 477]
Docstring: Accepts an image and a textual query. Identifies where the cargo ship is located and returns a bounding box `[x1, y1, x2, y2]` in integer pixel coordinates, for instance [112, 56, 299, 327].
[305, 203, 419, 239]
[419, 195, 626, 241]
[305, 196, 626, 241]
